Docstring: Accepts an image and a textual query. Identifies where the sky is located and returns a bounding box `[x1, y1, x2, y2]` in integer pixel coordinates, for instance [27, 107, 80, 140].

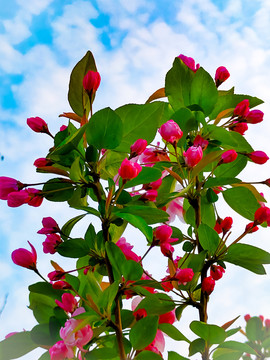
[1, 0, 270, 359]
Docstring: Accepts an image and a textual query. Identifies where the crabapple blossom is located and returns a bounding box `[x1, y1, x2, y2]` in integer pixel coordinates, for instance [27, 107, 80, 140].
[230, 121, 248, 135]
[0, 177, 23, 200]
[11, 241, 37, 270]
[38, 217, 60, 234]
[193, 135, 209, 150]
[183, 145, 203, 167]
[42, 233, 62, 254]
[82, 70, 101, 93]
[118, 158, 142, 179]
[254, 206, 270, 225]
[210, 265, 225, 280]
[159, 119, 183, 144]
[178, 54, 200, 72]
[49, 340, 74, 360]
[60, 318, 93, 351]
[130, 139, 147, 157]
[116, 238, 141, 262]
[247, 151, 269, 164]
[55, 293, 78, 313]
[245, 109, 264, 124]
[201, 276, 215, 294]
[175, 268, 194, 285]
[220, 149, 238, 164]
[233, 99, 250, 117]
[215, 66, 230, 87]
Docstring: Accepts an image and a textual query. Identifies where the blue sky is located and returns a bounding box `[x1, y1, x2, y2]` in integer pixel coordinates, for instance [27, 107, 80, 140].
[1, 0, 270, 359]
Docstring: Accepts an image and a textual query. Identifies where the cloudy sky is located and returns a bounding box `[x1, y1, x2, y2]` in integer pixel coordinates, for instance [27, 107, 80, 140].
[1, 0, 270, 359]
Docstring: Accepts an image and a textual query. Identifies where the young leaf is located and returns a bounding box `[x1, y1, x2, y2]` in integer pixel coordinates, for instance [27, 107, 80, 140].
[129, 315, 159, 350]
[61, 214, 86, 240]
[86, 107, 123, 150]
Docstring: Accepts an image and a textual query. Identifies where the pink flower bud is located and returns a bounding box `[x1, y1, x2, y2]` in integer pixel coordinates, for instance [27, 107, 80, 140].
[193, 135, 209, 150]
[49, 340, 74, 360]
[55, 293, 78, 313]
[82, 70, 101, 93]
[245, 110, 264, 124]
[143, 178, 162, 190]
[178, 54, 200, 72]
[214, 219, 223, 234]
[0, 177, 22, 200]
[215, 66, 230, 87]
[259, 315, 264, 322]
[7, 190, 30, 207]
[247, 151, 269, 164]
[245, 222, 259, 233]
[118, 158, 142, 179]
[27, 188, 43, 207]
[210, 265, 225, 280]
[160, 242, 174, 258]
[230, 121, 248, 135]
[116, 237, 141, 262]
[130, 139, 148, 156]
[11, 241, 37, 270]
[140, 189, 158, 202]
[254, 206, 270, 225]
[201, 276, 215, 295]
[42, 233, 62, 254]
[60, 125, 67, 131]
[38, 217, 60, 235]
[175, 268, 194, 285]
[233, 100, 250, 117]
[244, 314, 251, 322]
[27, 117, 49, 133]
[154, 224, 173, 243]
[48, 270, 66, 281]
[265, 319, 270, 328]
[52, 281, 72, 290]
[161, 275, 174, 292]
[159, 120, 183, 144]
[33, 158, 52, 167]
[220, 149, 238, 164]
[221, 217, 233, 233]
[183, 146, 203, 167]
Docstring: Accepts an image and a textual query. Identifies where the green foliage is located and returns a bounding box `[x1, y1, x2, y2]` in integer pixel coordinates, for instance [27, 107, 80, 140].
[0, 332, 37, 360]
[129, 315, 159, 350]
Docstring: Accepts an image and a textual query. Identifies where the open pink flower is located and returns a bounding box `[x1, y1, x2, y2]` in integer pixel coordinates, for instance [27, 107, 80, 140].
[140, 147, 170, 166]
[175, 268, 194, 285]
[145, 329, 165, 354]
[11, 241, 37, 270]
[60, 318, 93, 351]
[49, 340, 74, 360]
[38, 217, 60, 234]
[0, 177, 23, 200]
[42, 233, 62, 254]
[116, 238, 141, 262]
[166, 197, 184, 223]
[55, 293, 78, 313]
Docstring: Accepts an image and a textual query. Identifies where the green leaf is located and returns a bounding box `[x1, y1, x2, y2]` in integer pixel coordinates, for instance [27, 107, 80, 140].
[122, 260, 144, 281]
[113, 205, 169, 225]
[43, 178, 74, 202]
[158, 323, 190, 342]
[168, 351, 189, 360]
[198, 223, 220, 255]
[135, 350, 163, 359]
[99, 281, 119, 313]
[204, 177, 241, 189]
[30, 323, 55, 346]
[0, 331, 37, 359]
[190, 321, 227, 344]
[189, 338, 205, 356]
[85, 347, 118, 359]
[38, 351, 51, 360]
[113, 212, 153, 241]
[85, 223, 96, 249]
[129, 315, 159, 350]
[57, 238, 90, 258]
[209, 92, 263, 120]
[218, 341, 258, 355]
[61, 214, 86, 240]
[190, 67, 218, 115]
[114, 102, 165, 152]
[105, 241, 127, 279]
[64, 274, 80, 291]
[207, 125, 253, 152]
[214, 154, 247, 178]
[135, 293, 175, 315]
[29, 292, 56, 324]
[28, 282, 63, 301]
[212, 348, 243, 360]
[68, 50, 97, 116]
[201, 194, 216, 227]
[165, 57, 195, 111]
[222, 187, 260, 220]
[171, 107, 197, 147]
[124, 167, 162, 188]
[50, 124, 86, 156]
[246, 317, 264, 341]
[99, 150, 127, 180]
[86, 107, 123, 150]
[223, 244, 270, 274]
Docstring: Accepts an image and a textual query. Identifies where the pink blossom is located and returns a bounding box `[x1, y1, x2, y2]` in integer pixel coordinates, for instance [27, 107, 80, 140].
[48, 270, 66, 281]
[230, 121, 248, 135]
[247, 151, 269, 164]
[220, 149, 238, 164]
[178, 54, 200, 72]
[145, 329, 165, 353]
[161, 275, 174, 292]
[0, 177, 22, 200]
[193, 135, 209, 150]
[60, 318, 93, 351]
[215, 66, 230, 87]
[143, 178, 162, 190]
[166, 197, 184, 223]
[11, 241, 37, 270]
[160, 242, 174, 258]
[175, 268, 194, 285]
[33, 158, 52, 167]
[60, 125, 67, 131]
[244, 314, 251, 322]
[159, 120, 183, 144]
[7, 190, 29, 207]
[183, 146, 203, 167]
[118, 158, 142, 180]
[38, 217, 60, 234]
[245, 110, 264, 124]
[49, 340, 74, 360]
[83, 70, 101, 93]
[27, 188, 43, 207]
[254, 206, 270, 226]
[201, 276, 215, 295]
[55, 293, 78, 313]
[245, 222, 259, 233]
[116, 238, 141, 262]
[42, 233, 62, 254]
[130, 139, 148, 156]
[233, 100, 250, 117]
[140, 189, 158, 202]
[154, 225, 173, 243]
[159, 310, 176, 324]
[52, 281, 72, 290]
[210, 265, 225, 280]
[27, 117, 49, 133]
[140, 147, 170, 166]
